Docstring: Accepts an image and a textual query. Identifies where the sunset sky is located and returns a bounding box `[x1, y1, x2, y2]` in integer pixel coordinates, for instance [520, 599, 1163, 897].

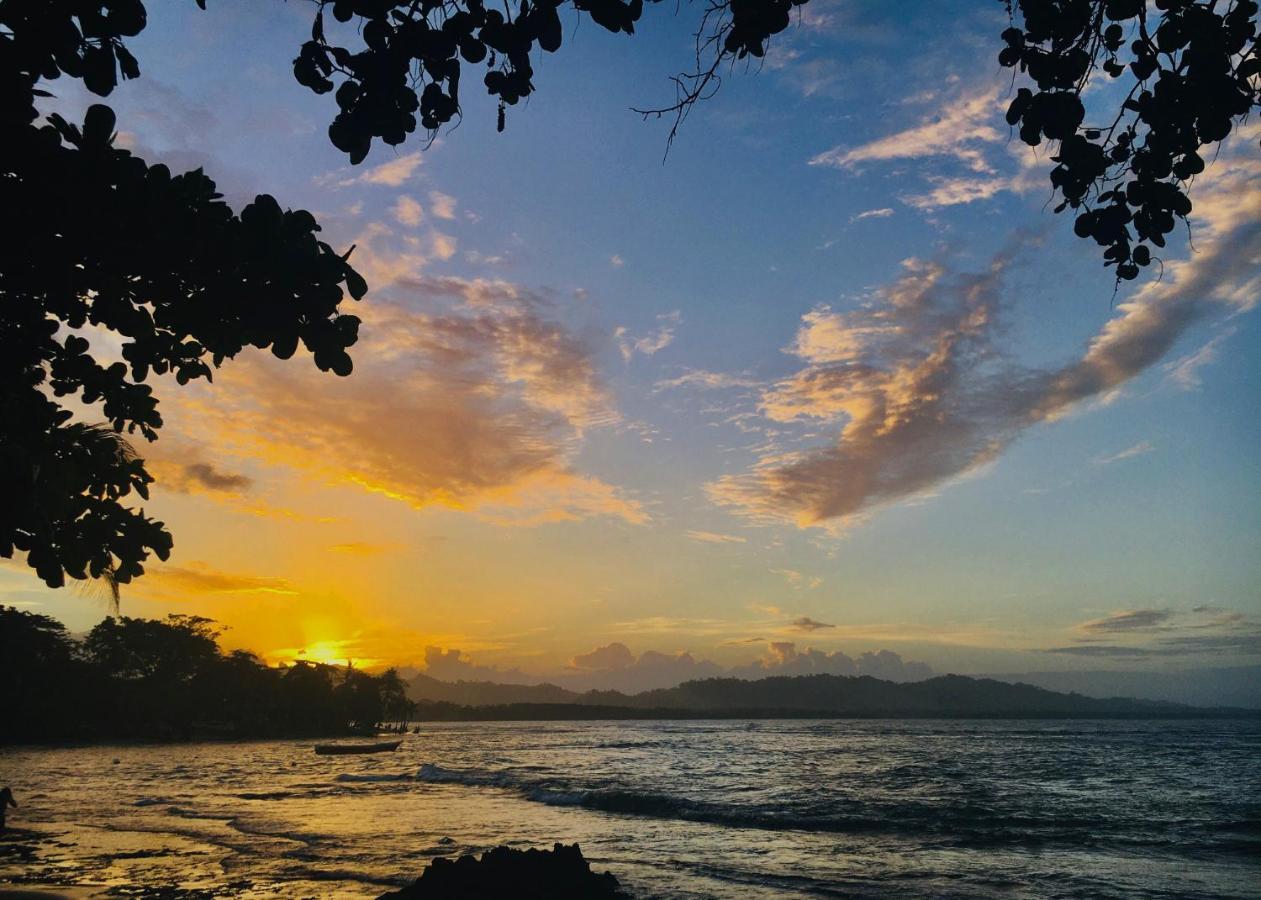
[5, 0, 1259, 685]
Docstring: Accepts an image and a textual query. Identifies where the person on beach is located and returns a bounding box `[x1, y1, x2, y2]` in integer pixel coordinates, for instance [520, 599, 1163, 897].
[0, 787, 15, 833]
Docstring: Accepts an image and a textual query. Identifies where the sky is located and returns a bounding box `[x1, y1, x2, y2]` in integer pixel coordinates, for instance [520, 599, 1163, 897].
[6, 0, 1260, 690]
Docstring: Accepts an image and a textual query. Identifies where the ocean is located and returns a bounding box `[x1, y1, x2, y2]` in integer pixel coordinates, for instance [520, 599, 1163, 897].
[2, 719, 1258, 898]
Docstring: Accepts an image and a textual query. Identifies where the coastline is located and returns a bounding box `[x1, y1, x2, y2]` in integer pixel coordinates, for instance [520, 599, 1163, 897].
[4, 710, 1258, 750]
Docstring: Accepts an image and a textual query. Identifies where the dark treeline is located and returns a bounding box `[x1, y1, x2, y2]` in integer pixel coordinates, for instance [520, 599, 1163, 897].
[1, 607, 412, 744]
[408, 674, 1261, 720]
[410, 701, 1260, 722]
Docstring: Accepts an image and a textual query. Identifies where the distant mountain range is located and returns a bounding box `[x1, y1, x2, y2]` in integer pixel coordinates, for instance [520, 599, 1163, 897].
[407, 672, 1258, 719]
[985, 666, 1261, 710]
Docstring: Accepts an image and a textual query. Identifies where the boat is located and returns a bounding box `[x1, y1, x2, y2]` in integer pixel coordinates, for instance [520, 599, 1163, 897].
[313, 739, 402, 755]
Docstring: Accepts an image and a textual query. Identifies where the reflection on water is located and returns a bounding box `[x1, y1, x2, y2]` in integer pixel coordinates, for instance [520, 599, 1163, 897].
[2, 719, 1259, 898]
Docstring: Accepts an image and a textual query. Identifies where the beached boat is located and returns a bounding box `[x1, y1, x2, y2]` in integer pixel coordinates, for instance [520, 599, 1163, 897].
[313, 739, 402, 755]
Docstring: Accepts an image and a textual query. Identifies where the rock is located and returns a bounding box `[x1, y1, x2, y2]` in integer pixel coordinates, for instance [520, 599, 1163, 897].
[379, 842, 625, 899]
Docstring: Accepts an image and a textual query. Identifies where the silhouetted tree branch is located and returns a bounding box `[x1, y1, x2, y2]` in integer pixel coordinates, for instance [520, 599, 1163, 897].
[284, 0, 803, 158]
[999, 0, 1260, 282]
[0, 2, 365, 592]
[284, 0, 1257, 283]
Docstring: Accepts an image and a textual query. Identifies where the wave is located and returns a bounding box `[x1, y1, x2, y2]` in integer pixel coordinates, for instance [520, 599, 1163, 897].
[334, 772, 416, 783]
[236, 790, 296, 800]
[412, 762, 952, 834]
[416, 763, 515, 788]
[390, 760, 1261, 853]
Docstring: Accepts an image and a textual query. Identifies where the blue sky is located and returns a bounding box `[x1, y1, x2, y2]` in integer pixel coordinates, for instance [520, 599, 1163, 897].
[6, 0, 1259, 686]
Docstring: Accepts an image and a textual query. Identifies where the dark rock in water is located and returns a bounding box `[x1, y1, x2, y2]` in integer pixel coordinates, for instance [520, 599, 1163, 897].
[380, 842, 624, 899]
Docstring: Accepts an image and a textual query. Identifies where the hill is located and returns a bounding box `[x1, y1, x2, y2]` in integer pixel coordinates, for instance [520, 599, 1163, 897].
[408, 672, 1254, 719]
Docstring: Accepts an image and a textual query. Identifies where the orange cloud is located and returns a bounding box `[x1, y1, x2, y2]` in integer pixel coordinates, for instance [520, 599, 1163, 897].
[140, 561, 296, 596]
[327, 542, 401, 556]
[810, 84, 1003, 174]
[146, 457, 253, 495]
[160, 271, 642, 526]
[710, 149, 1261, 529]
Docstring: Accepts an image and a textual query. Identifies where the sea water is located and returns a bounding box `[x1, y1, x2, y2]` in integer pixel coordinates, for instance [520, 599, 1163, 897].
[2, 719, 1258, 898]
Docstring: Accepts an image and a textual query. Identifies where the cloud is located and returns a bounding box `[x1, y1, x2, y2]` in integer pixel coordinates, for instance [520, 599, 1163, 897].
[772, 569, 823, 590]
[429, 191, 457, 219]
[655, 370, 761, 392]
[810, 83, 1052, 213]
[398, 274, 540, 310]
[565, 642, 725, 691]
[422, 646, 537, 684]
[850, 207, 895, 223]
[419, 642, 722, 693]
[616, 311, 680, 362]
[418, 639, 935, 693]
[609, 254, 625, 268]
[730, 643, 933, 682]
[1078, 609, 1172, 633]
[392, 195, 424, 227]
[430, 232, 458, 260]
[465, 250, 509, 267]
[1093, 441, 1154, 466]
[1044, 633, 1261, 658]
[326, 151, 423, 188]
[784, 304, 903, 366]
[903, 174, 1011, 210]
[1046, 606, 1261, 659]
[789, 616, 834, 632]
[570, 641, 636, 670]
[327, 542, 399, 556]
[150, 459, 253, 494]
[709, 150, 1261, 529]
[143, 562, 296, 595]
[165, 269, 644, 527]
[1165, 327, 1236, 391]
[339, 221, 428, 289]
[685, 530, 748, 544]
[1042, 644, 1160, 658]
[708, 251, 1016, 527]
[810, 85, 1003, 174]
[766, 51, 845, 99]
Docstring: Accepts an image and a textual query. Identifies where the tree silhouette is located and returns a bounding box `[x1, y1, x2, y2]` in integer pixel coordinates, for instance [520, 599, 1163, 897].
[284, 0, 807, 157]
[0, 2, 366, 593]
[83, 614, 223, 681]
[999, 0, 1260, 282]
[378, 666, 414, 724]
[0, 606, 412, 742]
[284, 0, 1257, 270]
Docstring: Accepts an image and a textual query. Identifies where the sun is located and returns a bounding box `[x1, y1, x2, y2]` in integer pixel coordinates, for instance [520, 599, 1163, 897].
[300, 640, 352, 666]
[270, 639, 382, 669]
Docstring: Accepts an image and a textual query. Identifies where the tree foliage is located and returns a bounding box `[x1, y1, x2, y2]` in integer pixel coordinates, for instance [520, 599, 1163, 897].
[0, 606, 404, 743]
[0, 1, 366, 591]
[287, 0, 808, 157]
[289, 0, 1259, 276]
[999, 0, 1260, 281]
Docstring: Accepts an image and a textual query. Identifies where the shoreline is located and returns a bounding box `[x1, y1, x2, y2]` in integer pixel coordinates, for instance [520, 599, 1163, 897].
[3, 711, 1259, 749]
